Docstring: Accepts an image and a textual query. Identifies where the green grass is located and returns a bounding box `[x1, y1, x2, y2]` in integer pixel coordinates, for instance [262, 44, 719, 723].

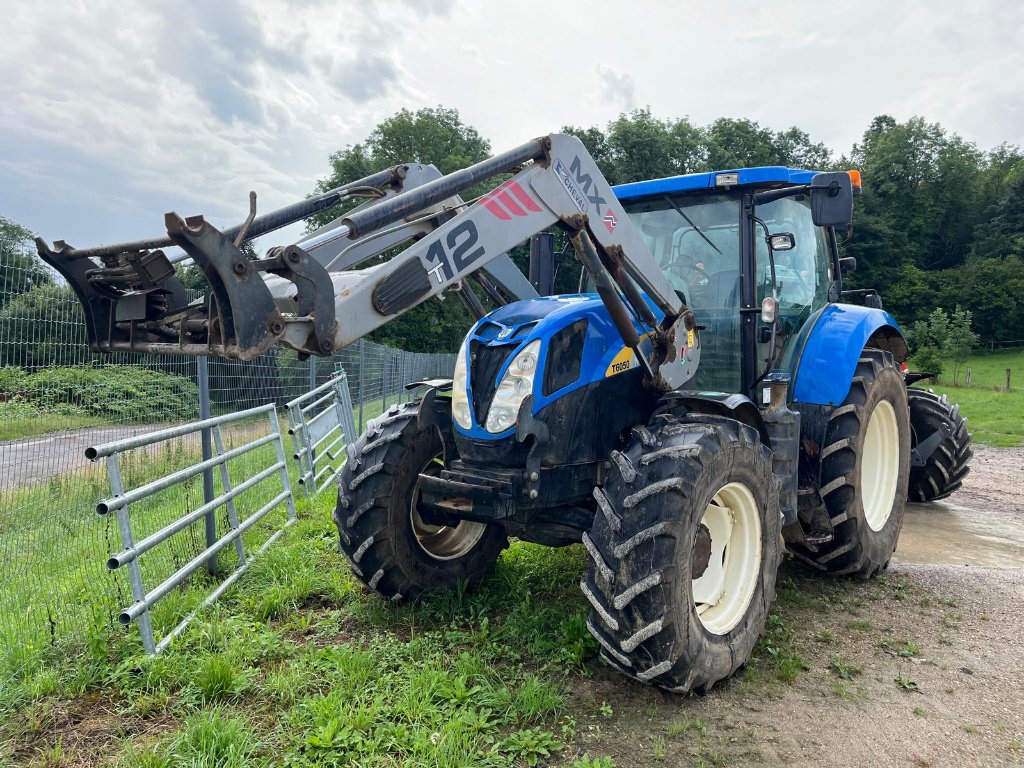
[0, 484, 961, 768]
[0, 492, 594, 768]
[0, 419, 295, 675]
[0, 412, 110, 442]
[915, 348, 1024, 447]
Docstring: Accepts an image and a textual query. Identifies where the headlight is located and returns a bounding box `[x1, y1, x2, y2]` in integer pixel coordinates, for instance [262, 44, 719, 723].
[451, 338, 472, 429]
[485, 340, 540, 433]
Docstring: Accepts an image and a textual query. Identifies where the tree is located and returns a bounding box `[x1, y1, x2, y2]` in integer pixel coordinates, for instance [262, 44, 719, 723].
[905, 306, 951, 376]
[307, 107, 493, 353]
[0, 283, 88, 370]
[308, 106, 491, 232]
[1, 216, 51, 309]
[946, 305, 979, 385]
[972, 174, 1024, 260]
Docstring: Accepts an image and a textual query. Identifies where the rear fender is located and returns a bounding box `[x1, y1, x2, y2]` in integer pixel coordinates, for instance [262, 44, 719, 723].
[792, 304, 907, 407]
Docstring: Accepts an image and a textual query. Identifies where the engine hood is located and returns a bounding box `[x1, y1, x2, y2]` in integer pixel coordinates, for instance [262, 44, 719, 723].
[458, 293, 661, 439]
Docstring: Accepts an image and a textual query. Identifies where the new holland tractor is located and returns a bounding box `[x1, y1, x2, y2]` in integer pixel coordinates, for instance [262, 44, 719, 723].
[38, 134, 972, 692]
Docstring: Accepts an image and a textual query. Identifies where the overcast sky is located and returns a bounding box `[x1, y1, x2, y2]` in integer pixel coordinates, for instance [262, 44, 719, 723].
[1, 0, 1021, 251]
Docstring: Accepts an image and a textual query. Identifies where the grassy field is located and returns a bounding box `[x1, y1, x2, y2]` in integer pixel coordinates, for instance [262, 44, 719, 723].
[917, 348, 1024, 447]
[2, 482, 940, 768]
[0, 357, 1018, 766]
[0, 413, 110, 443]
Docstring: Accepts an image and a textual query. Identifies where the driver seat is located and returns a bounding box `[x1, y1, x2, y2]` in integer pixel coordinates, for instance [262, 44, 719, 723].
[704, 269, 740, 310]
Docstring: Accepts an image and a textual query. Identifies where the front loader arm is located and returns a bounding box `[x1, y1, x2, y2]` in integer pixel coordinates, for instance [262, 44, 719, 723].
[38, 134, 696, 388]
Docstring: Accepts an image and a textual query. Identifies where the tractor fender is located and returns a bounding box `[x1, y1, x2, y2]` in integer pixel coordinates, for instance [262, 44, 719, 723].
[791, 303, 908, 407]
[657, 392, 770, 446]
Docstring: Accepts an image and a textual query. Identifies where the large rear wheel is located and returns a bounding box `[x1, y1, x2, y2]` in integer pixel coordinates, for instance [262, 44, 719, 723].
[788, 349, 911, 577]
[333, 402, 508, 600]
[906, 388, 972, 502]
[582, 414, 781, 692]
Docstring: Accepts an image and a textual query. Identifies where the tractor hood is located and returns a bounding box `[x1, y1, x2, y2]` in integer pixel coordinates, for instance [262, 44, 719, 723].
[456, 293, 660, 440]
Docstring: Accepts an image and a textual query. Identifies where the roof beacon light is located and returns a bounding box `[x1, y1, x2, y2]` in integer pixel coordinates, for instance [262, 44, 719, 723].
[847, 170, 863, 196]
[714, 172, 740, 188]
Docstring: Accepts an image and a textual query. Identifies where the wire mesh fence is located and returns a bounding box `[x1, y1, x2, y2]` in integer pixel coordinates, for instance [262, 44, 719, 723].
[0, 257, 455, 676]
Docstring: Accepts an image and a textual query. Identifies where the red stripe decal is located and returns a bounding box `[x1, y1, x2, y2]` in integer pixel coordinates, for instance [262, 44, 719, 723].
[507, 181, 542, 212]
[494, 188, 526, 217]
[482, 198, 510, 220]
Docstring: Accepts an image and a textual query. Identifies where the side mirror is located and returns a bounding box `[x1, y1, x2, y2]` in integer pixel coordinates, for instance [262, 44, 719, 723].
[809, 172, 854, 227]
[767, 232, 795, 252]
[839, 256, 856, 275]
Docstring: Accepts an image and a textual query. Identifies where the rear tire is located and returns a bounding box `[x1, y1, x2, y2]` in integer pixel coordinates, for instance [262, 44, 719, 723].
[582, 414, 781, 693]
[788, 349, 910, 578]
[907, 388, 972, 502]
[333, 402, 508, 600]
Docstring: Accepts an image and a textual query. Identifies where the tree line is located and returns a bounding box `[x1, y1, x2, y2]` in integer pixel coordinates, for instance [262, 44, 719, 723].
[2, 107, 1022, 362]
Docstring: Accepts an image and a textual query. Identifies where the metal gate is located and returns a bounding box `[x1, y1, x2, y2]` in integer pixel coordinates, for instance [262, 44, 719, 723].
[286, 372, 358, 497]
[87, 403, 296, 654]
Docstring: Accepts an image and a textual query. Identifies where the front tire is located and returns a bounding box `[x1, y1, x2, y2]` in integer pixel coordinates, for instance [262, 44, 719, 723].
[582, 414, 781, 693]
[789, 349, 911, 577]
[333, 402, 508, 600]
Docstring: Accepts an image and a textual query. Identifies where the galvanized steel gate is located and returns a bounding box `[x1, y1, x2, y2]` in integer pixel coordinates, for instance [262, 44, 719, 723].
[285, 373, 358, 497]
[87, 404, 296, 654]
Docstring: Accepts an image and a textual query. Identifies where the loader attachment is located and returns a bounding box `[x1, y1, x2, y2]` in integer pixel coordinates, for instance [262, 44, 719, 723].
[36, 165, 413, 359]
[39, 133, 693, 388]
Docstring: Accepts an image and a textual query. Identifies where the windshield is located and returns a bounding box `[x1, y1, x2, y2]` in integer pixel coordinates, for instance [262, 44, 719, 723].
[618, 190, 833, 394]
[624, 193, 742, 392]
[624, 193, 741, 310]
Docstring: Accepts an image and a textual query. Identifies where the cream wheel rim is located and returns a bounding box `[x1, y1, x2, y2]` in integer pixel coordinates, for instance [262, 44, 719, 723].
[692, 481, 763, 635]
[410, 456, 486, 560]
[861, 399, 899, 531]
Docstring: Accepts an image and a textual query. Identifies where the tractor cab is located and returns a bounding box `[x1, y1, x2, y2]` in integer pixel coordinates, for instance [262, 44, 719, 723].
[613, 167, 855, 396]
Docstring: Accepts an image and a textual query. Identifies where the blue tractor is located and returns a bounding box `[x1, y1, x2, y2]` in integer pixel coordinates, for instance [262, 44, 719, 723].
[332, 158, 971, 692]
[39, 134, 972, 692]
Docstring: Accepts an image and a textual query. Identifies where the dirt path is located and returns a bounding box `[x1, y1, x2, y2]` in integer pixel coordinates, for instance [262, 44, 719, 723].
[563, 446, 1024, 768]
[944, 444, 1024, 521]
[0, 425, 158, 489]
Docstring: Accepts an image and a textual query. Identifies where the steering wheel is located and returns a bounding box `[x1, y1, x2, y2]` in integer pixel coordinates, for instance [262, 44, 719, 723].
[666, 254, 712, 290]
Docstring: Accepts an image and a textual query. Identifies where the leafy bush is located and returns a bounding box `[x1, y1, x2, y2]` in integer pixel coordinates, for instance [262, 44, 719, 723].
[0, 283, 87, 369]
[25, 366, 198, 423]
[911, 347, 945, 376]
[0, 395, 40, 420]
[0, 366, 28, 394]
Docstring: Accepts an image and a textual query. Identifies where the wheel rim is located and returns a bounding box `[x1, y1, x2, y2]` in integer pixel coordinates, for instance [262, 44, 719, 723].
[410, 456, 487, 561]
[861, 399, 899, 531]
[691, 481, 762, 635]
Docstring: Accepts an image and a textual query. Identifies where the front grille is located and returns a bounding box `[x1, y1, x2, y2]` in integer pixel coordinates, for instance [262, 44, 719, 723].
[470, 342, 517, 424]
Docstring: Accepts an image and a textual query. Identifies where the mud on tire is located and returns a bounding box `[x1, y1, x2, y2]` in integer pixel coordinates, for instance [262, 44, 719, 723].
[789, 349, 911, 578]
[333, 401, 508, 600]
[907, 388, 972, 503]
[582, 413, 781, 693]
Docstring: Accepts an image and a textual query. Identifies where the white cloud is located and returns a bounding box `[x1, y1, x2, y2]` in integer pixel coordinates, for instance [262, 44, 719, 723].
[596, 65, 638, 113]
[0, 0, 1020, 248]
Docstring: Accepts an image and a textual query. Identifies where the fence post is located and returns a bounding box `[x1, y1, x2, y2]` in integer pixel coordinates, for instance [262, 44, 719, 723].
[309, 355, 317, 392]
[966, 368, 972, 387]
[198, 356, 217, 574]
[382, 347, 389, 415]
[1007, 368, 1012, 392]
[358, 339, 366, 430]
[106, 454, 156, 654]
[269, 408, 298, 522]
